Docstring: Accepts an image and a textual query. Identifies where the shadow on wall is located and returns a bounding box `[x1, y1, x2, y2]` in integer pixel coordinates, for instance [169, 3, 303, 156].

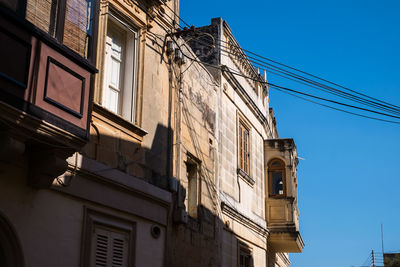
[82, 122, 173, 190]
[80, 121, 255, 267]
[166, 174, 254, 266]
[166, 202, 255, 267]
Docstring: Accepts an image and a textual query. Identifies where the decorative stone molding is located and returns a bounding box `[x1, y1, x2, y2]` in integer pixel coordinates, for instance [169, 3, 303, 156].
[222, 66, 272, 136]
[237, 168, 255, 186]
[221, 201, 268, 237]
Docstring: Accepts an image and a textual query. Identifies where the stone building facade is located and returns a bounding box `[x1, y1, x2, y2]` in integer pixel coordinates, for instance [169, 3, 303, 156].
[180, 18, 305, 267]
[0, 0, 177, 266]
[0, 1, 303, 267]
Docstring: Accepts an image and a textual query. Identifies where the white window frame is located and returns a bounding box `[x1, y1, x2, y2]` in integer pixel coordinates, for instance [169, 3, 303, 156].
[102, 12, 138, 123]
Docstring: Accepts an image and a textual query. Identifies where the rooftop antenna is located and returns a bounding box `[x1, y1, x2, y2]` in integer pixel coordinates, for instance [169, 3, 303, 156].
[372, 250, 376, 267]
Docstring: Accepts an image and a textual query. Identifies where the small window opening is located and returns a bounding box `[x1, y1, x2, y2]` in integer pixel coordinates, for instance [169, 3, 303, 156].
[185, 159, 199, 218]
[239, 242, 253, 267]
[268, 159, 286, 197]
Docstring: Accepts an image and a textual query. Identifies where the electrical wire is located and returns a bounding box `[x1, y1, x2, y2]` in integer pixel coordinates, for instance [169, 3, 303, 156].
[267, 83, 400, 119]
[273, 87, 400, 125]
[187, 37, 400, 115]
[132, 0, 400, 126]
[218, 38, 400, 110]
[163, 3, 191, 28]
[182, 52, 400, 125]
[183, 38, 400, 121]
[157, 7, 400, 116]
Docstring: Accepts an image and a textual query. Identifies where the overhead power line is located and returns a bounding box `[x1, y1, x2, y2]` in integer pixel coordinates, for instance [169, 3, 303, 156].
[217, 38, 400, 110]
[133, 0, 400, 125]
[187, 38, 400, 116]
[268, 83, 400, 119]
[273, 87, 400, 125]
[183, 53, 400, 125]
[160, 7, 400, 111]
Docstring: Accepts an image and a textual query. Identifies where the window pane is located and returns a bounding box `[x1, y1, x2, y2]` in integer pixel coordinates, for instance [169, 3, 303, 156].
[63, 0, 94, 58]
[271, 171, 283, 195]
[110, 57, 122, 89]
[108, 88, 119, 114]
[26, 0, 56, 34]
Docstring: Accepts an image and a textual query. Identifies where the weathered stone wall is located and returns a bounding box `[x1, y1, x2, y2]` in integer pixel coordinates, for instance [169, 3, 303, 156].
[83, 0, 177, 190]
[215, 18, 272, 266]
[166, 43, 220, 267]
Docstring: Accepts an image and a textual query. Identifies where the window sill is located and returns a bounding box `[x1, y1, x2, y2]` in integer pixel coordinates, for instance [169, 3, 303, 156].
[268, 194, 286, 199]
[237, 168, 255, 186]
[268, 195, 295, 201]
[93, 103, 147, 138]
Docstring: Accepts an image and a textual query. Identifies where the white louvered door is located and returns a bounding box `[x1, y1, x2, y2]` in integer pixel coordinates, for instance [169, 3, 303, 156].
[92, 226, 129, 267]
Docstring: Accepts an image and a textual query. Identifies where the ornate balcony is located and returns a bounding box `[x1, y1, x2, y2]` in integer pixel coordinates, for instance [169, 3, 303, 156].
[264, 138, 304, 252]
[266, 197, 304, 252]
[0, 1, 97, 188]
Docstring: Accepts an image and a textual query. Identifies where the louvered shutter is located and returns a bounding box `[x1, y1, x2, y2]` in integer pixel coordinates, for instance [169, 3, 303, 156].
[91, 226, 129, 267]
[239, 122, 250, 174]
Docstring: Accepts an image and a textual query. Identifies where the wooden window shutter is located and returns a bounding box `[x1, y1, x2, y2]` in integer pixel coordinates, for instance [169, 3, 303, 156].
[238, 121, 250, 174]
[244, 128, 249, 173]
[111, 232, 128, 267]
[92, 226, 129, 267]
[94, 230, 108, 267]
[239, 124, 243, 170]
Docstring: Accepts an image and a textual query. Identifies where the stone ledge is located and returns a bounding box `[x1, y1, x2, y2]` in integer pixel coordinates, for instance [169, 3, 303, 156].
[221, 201, 268, 237]
[237, 168, 255, 186]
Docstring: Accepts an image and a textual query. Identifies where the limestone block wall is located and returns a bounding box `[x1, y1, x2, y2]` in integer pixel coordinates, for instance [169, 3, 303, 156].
[252, 130, 265, 217]
[83, 0, 178, 189]
[218, 92, 238, 199]
[180, 70, 217, 211]
[166, 44, 220, 267]
[222, 230, 238, 267]
[218, 75, 267, 219]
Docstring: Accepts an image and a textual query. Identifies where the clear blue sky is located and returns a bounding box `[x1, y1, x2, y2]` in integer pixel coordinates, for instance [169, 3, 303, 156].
[180, 1, 400, 266]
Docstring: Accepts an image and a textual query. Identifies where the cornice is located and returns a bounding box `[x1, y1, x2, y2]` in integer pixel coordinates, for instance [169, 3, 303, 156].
[222, 20, 260, 83]
[221, 66, 272, 137]
[221, 201, 269, 237]
[56, 154, 172, 207]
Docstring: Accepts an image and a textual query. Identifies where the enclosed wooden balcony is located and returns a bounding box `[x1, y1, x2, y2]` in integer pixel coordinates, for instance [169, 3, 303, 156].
[266, 197, 304, 252]
[0, 0, 97, 188]
[264, 138, 304, 252]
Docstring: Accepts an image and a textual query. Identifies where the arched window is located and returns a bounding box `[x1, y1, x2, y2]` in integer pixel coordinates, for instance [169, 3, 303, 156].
[268, 159, 286, 197]
[0, 211, 24, 267]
